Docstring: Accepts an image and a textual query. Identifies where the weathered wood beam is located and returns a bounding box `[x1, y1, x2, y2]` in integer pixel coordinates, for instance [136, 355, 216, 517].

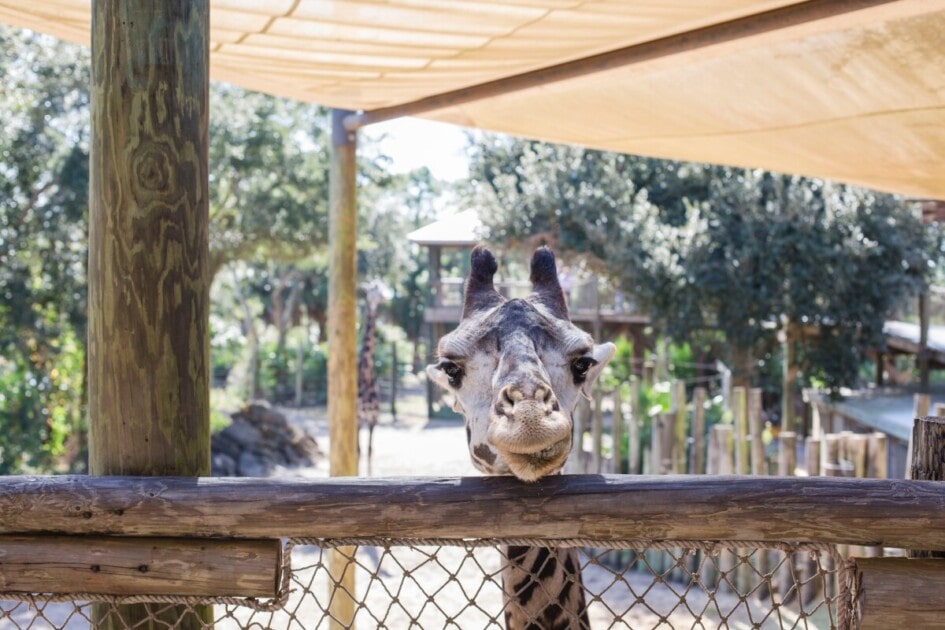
[0, 536, 280, 598]
[854, 558, 945, 629]
[2, 475, 945, 550]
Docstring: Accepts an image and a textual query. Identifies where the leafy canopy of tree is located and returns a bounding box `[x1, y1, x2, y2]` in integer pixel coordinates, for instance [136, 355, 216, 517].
[0, 26, 90, 473]
[465, 137, 943, 393]
[1, 24, 449, 470]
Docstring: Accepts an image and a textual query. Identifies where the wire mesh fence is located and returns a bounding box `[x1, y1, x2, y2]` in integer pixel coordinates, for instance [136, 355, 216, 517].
[1, 537, 853, 629]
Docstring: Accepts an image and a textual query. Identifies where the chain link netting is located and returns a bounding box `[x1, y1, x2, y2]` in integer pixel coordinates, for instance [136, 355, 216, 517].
[1, 538, 854, 629]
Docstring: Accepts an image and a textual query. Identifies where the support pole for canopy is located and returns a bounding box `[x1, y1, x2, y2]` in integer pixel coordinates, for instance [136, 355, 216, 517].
[327, 108, 359, 629]
[87, 0, 211, 627]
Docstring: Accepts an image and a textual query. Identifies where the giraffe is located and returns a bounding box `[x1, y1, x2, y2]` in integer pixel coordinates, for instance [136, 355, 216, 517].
[357, 280, 385, 475]
[427, 245, 615, 629]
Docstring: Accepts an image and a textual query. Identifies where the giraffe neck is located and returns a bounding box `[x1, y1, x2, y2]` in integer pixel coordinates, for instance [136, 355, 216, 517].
[501, 545, 590, 630]
[357, 302, 379, 420]
[357, 301, 380, 468]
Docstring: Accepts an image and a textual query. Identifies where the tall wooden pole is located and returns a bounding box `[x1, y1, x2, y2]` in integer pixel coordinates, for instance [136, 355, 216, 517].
[328, 108, 358, 628]
[88, 0, 210, 627]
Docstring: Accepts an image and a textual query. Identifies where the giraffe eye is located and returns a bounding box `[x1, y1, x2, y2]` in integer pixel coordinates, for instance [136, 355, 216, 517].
[570, 357, 597, 383]
[439, 360, 464, 387]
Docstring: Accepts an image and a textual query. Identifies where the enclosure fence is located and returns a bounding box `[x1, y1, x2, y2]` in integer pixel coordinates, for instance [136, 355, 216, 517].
[1, 537, 851, 629]
[1, 474, 942, 630]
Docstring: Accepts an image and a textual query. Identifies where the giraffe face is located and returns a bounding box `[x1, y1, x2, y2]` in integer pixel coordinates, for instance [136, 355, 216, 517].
[427, 246, 615, 482]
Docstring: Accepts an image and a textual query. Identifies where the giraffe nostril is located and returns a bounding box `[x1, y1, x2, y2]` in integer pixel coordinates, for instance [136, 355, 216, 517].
[535, 386, 554, 405]
[501, 387, 516, 407]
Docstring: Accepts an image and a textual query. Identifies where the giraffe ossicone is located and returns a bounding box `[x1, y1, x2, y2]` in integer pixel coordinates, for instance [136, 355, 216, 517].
[427, 244, 616, 482]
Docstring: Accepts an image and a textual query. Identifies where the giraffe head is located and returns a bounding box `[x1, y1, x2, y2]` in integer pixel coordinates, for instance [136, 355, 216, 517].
[427, 246, 616, 482]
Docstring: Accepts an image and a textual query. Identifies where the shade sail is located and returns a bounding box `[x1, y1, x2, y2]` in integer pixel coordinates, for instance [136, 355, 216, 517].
[2, 0, 944, 198]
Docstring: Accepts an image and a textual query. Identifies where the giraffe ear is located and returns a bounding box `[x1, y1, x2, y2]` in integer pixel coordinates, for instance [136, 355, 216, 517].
[462, 245, 504, 318]
[529, 246, 569, 320]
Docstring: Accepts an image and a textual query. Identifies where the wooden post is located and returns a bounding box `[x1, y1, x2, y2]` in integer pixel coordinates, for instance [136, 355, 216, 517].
[805, 436, 821, 477]
[691, 387, 707, 474]
[613, 386, 625, 474]
[650, 413, 664, 475]
[390, 341, 398, 423]
[673, 380, 687, 473]
[88, 1, 211, 626]
[847, 433, 869, 479]
[918, 291, 931, 393]
[712, 424, 735, 474]
[733, 386, 749, 475]
[778, 432, 797, 477]
[642, 360, 655, 388]
[908, 416, 945, 559]
[905, 393, 932, 477]
[748, 388, 765, 475]
[854, 558, 945, 629]
[628, 378, 641, 474]
[328, 108, 358, 629]
[811, 401, 824, 439]
[867, 433, 888, 479]
[781, 321, 798, 433]
[776, 432, 799, 599]
[592, 386, 603, 473]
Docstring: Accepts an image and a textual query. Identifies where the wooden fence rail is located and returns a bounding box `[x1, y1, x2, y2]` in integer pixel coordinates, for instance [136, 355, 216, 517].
[2, 475, 945, 550]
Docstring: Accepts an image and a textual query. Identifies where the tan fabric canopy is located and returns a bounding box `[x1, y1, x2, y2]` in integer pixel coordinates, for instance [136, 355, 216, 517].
[2, 0, 944, 198]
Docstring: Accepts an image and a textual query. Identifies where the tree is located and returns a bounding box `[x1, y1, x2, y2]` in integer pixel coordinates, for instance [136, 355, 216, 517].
[0, 26, 90, 472]
[465, 136, 943, 407]
[208, 84, 331, 281]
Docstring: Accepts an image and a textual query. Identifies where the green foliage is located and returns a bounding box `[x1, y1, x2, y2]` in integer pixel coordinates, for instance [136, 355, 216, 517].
[0, 26, 90, 473]
[668, 341, 696, 382]
[208, 85, 331, 279]
[466, 136, 944, 395]
[600, 335, 634, 388]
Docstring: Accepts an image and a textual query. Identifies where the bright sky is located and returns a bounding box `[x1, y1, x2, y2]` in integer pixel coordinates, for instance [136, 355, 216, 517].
[363, 117, 472, 182]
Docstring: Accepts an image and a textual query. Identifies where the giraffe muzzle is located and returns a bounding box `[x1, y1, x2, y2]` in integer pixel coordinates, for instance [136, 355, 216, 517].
[487, 385, 572, 481]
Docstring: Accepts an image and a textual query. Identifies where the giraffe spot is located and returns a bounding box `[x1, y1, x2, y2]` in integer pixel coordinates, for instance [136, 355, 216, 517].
[473, 443, 497, 465]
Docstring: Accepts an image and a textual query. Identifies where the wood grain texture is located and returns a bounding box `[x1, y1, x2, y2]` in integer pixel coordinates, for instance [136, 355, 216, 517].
[327, 109, 358, 629]
[855, 558, 945, 629]
[0, 536, 280, 597]
[2, 475, 945, 550]
[87, 0, 210, 477]
[87, 0, 210, 625]
[908, 416, 945, 559]
[328, 109, 358, 479]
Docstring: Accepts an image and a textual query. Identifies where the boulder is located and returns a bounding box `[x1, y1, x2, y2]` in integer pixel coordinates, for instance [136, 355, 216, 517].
[211, 401, 321, 477]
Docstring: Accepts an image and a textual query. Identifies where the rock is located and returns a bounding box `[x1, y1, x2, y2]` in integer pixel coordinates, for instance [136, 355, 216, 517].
[211, 400, 321, 477]
[211, 452, 237, 476]
[237, 451, 271, 477]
